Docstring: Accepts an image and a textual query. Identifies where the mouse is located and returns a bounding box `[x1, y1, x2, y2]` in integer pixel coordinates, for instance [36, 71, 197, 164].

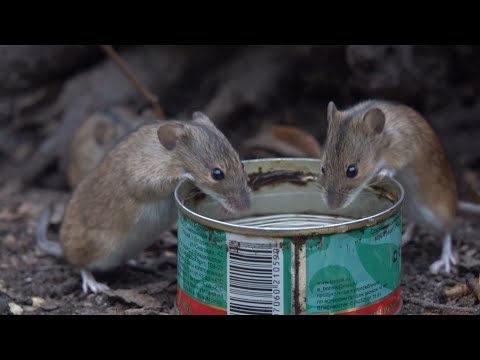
[317, 99, 462, 274]
[66, 106, 155, 188]
[36, 112, 251, 294]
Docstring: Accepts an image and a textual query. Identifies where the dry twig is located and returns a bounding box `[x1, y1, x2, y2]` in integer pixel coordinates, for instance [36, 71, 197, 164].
[404, 295, 477, 314]
[99, 45, 165, 120]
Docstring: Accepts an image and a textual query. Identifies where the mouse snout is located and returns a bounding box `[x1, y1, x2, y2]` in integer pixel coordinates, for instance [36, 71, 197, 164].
[225, 188, 251, 213]
[326, 191, 345, 210]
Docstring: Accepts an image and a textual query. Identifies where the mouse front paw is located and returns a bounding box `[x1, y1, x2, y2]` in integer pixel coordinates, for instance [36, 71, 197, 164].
[371, 168, 395, 185]
[377, 168, 395, 179]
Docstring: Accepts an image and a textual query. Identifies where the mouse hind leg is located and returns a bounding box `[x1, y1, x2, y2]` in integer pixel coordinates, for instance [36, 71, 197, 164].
[81, 269, 110, 294]
[429, 232, 457, 274]
[401, 222, 417, 246]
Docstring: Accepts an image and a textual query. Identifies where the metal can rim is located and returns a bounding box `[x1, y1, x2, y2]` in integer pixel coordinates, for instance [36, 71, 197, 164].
[174, 158, 405, 237]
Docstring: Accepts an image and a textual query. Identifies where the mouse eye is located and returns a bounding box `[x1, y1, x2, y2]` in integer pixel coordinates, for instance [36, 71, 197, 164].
[211, 168, 225, 181]
[321, 166, 326, 175]
[346, 165, 358, 178]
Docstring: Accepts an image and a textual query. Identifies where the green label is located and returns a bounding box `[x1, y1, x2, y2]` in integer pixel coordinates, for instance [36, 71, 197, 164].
[283, 241, 292, 314]
[305, 211, 402, 314]
[177, 213, 228, 308]
[177, 213, 292, 314]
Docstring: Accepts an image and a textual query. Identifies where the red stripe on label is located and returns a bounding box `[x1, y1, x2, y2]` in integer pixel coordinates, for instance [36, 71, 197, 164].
[177, 287, 227, 315]
[340, 289, 402, 315]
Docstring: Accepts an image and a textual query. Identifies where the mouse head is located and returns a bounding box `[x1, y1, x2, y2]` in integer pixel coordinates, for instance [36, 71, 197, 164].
[317, 101, 388, 210]
[157, 112, 251, 213]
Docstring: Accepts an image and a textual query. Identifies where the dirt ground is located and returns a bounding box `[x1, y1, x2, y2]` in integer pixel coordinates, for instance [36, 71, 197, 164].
[1, 45, 480, 315]
[0, 187, 179, 315]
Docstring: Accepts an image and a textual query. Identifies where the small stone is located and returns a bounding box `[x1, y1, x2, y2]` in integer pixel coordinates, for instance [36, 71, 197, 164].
[31, 296, 45, 308]
[8, 302, 23, 315]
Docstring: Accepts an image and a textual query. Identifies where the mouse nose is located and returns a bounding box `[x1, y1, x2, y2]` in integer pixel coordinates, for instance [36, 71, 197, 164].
[326, 192, 343, 210]
[236, 191, 251, 212]
[228, 189, 251, 213]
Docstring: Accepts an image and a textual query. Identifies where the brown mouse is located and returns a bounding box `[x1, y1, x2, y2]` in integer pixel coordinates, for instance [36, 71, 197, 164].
[67, 106, 155, 188]
[36, 112, 251, 293]
[317, 99, 460, 274]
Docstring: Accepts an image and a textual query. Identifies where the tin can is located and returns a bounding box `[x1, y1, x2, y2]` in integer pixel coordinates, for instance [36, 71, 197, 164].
[174, 158, 404, 315]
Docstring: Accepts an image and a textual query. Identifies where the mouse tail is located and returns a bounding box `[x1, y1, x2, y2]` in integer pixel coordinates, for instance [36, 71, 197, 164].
[457, 200, 480, 215]
[36, 205, 63, 258]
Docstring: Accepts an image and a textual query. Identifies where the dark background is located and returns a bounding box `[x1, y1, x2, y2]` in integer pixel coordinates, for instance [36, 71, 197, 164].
[0, 45, 479, 315]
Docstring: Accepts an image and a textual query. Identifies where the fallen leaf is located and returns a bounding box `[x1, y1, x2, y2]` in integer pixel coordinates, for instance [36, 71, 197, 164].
[242, 124, 322, 159]
[104, 289, 162, 309]
[443, 284, 470, 300]
[271, 125, 323, 158]
[8, 302, 23, 315]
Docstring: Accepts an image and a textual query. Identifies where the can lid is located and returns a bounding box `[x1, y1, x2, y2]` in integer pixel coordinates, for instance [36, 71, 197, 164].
[174, 158, 404, 237]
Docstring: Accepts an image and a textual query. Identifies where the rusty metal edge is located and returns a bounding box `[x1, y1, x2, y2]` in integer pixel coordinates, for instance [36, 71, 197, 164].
[174, 158, 405, 237]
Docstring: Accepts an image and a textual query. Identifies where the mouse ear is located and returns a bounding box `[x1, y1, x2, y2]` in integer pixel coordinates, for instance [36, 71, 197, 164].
[362, 108, 385, 135]
[157, 122, 185, 150]
[327, 101, 338, 123]
[192, 111, 214, 127]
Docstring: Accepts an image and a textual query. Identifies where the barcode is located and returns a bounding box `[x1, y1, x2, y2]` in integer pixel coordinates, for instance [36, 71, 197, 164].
[227, 239, 283, 315]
